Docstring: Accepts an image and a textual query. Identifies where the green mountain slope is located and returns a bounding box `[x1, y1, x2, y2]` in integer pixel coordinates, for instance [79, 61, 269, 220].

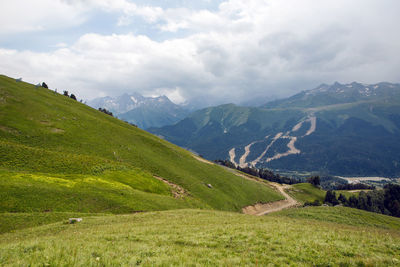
[1, 208, 399, 266]
[150, 82, 400, 177]
[0, 75, 282, 213]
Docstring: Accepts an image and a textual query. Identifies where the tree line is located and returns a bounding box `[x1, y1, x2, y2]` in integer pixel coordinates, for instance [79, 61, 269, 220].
[214, 159, 302, 184]
[324, 184, 400, 218]
[334, 183, 375, 190]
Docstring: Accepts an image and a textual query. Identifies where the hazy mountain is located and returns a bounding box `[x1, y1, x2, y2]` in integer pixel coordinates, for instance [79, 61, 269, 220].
[150, 82, 400, 177]
[87, 93, 189, 129]
[264, 82, 400, 108]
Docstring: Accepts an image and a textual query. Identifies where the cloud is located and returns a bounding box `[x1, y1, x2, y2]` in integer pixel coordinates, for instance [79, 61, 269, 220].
[0, 0, 87, 33]
[0, 0, 399, 106]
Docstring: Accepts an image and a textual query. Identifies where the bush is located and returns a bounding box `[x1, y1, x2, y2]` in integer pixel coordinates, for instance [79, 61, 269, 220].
[304, 200, 321, 206]
[98, 108, 113, 117]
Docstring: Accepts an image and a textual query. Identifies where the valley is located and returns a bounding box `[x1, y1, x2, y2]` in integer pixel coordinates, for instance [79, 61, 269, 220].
[151, 82, 400, 177]
[2, 1, 400, 265]
[1, 76, 400, 266]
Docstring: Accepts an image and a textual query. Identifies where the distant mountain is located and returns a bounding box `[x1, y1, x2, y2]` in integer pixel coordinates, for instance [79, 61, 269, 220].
[150, 82, 400, 177]
[87, 93, 189, 129]
[264, 82, 400, 108]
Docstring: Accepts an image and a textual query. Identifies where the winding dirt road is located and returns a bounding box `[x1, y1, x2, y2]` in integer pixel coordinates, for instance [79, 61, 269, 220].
[191, 154, 299, 215]
[242, 182, 299, 216]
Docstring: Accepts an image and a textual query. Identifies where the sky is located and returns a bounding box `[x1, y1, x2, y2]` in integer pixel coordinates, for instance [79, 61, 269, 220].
[0, 0, 399, 107]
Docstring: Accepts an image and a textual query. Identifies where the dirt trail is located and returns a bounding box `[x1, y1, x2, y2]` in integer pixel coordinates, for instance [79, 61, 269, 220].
[229, 148, 237, 166]
[265, 136, 300, 162]
[251, 133, 281, 166]
[304, 115, 316, 136]
[191, 155, 299, 215]
[242, 183, 299, 216]
[193, 155, 213, 165]
[153, 176, 188, 198]
[239, 141, 257, 168]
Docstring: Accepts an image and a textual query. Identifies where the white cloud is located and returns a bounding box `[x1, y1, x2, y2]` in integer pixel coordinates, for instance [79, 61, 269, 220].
[0, 0, 399, 106]
[0, 0, 87, 33]
[81, 0, 163, 23]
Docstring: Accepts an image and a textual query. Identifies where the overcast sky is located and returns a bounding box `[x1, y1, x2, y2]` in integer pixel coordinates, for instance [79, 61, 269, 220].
[0, 0, 399, 106]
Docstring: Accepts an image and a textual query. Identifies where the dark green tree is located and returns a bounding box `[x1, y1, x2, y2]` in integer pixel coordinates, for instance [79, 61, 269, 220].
[324, 190, 339, 206]
[307, 176, 321, 187]
[384, 184, 400, 217]
[338, 193, 347, 204]
[42, 82, 48, 88]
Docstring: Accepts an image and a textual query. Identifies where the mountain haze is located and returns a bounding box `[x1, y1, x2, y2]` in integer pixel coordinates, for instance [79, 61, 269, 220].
[150, 82, 400, 177]
[88, 93, 189, 129]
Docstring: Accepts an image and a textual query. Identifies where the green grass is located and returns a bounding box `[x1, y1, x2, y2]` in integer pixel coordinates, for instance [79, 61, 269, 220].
[286, 183, 363, 204]
[0, 209, 399, 266]
[0, 75, 283, 213]
[0, 170, 202, 214]
[0, 212, 108, 234]
[286, 183, 326, 204]
[275, 206, 400, 230]
[2, 75, 398, 265]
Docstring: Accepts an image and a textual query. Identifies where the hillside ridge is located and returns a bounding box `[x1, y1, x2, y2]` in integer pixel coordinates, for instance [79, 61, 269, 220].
[0, 74, 283, 214]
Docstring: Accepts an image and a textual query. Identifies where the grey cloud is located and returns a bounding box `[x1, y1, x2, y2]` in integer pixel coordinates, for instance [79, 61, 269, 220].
[0, 0, 399, 108]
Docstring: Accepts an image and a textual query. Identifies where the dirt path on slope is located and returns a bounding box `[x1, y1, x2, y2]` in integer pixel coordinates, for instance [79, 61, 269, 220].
[191, 154, 299, 215]
[153, 176, 188, 198]
[265, 136, 300, 162]
[251, 133, 281, 166]
[242, 183, 299, 216]
[229, 148, 237, 166]
[192, 155, 214, 165]
[304, 115, 316, 136]
[239, 142, 256, 168]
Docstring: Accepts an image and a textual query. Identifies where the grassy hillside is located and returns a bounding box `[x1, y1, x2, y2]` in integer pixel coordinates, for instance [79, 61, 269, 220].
[285, 183, 326, 204]
[0, 75, 282, 213]
[286, 183, 363, 205]
[0, 212, 108, 234]
[1, 209, 399, 266]
[275, 206, 400, 230]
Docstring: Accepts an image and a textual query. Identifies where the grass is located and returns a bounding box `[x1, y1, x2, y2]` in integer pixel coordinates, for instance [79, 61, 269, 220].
[0, 170, 202, 214]
[0, 75, 283, 213]
[0, 212, 108, 234]
[286, 183, 326, 204]
[0, 209, 399, 266]
[1, 75, 399, 265]
[286, 183, 362, 205]
[275, 206, 400, 230]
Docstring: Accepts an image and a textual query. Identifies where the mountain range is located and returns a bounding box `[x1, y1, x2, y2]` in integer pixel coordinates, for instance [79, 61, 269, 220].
[87, 93, 189, 129]
[150, 82, 400, 177]
[1, 75, 400, 266]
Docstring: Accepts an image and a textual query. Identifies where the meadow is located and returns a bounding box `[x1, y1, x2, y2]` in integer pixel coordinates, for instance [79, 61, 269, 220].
[285, 183, 326, 204]
[0, 75, 283, 214]
[1, 208, 399, 266]
[1, 75, 400, 266]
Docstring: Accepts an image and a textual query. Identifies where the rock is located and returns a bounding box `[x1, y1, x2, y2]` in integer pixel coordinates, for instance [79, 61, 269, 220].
[69, 218, 82, 224]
